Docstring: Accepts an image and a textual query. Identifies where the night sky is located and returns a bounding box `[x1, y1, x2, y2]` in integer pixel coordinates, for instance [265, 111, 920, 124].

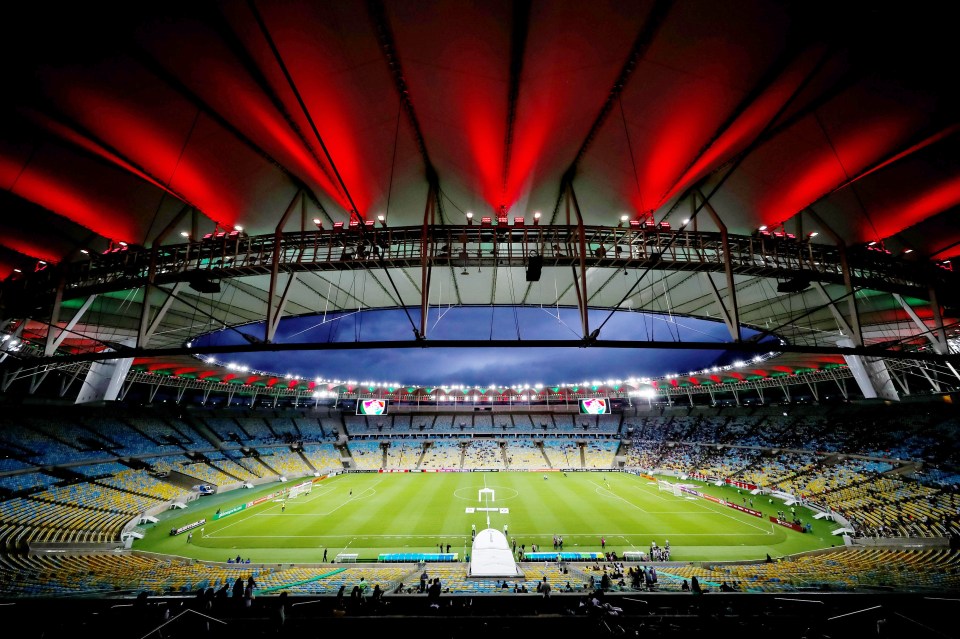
[192, 307, 773, 386]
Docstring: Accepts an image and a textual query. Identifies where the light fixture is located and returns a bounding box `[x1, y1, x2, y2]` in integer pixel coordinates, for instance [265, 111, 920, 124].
[377, 214, 386, 228]
[808, 231, 819, 238]
[758, 225, 767, 231]
[180, 231, 190, 238]
[904, 248, 914, 254]
[234, 225, 243, 232]
[619, 214, 629, 227]
[682, 218, 690, 226]
[466, 211, 474, 225]
[118, 241, 127, 247]
[80, 249, 89, 254]
[533, 211, 541, 225]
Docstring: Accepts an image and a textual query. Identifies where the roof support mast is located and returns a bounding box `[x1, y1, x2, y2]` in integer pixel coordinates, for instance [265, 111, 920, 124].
[697, 191, 741, 342]
[419, 183, 439, 341]
[805, 208, 863, 346]
[565, 180, 592, 341]
[138, 204, 193, 350]
[266, 191, 304, 343]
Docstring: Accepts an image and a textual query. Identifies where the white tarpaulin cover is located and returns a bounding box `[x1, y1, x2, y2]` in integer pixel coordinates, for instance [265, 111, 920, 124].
[468, 528, 524, 578]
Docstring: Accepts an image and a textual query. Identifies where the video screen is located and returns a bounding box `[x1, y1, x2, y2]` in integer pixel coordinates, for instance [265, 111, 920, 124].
[578, 397, 608, 415]
[356, 399, 388, 415]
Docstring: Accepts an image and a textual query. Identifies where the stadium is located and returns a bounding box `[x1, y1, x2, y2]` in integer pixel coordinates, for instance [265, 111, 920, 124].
[0, 2, 958, 637]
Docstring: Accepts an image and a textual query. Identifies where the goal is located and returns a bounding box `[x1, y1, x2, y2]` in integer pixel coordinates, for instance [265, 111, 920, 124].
[657, 479, 682, 497]
[288, 480, 313, 499]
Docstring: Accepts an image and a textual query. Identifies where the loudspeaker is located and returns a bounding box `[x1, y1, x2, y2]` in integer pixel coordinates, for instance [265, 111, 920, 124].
[187, 272, 221, 293]
[526, 254, 543, 281]
[776, 275, 810, 293]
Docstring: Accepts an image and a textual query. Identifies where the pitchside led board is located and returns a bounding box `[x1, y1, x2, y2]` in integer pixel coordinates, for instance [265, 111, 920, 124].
[356, 399, 389, 416]
[578, 397, 609, 415]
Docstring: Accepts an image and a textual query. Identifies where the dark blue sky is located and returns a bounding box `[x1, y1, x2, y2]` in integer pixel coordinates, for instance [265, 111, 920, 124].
[193, 307, 771, 386]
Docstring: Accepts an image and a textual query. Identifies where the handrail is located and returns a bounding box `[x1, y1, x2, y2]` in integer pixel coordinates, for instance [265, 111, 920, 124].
[3, 225, 949, 302]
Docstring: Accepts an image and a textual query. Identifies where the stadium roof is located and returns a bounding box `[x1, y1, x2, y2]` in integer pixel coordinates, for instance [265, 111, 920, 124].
[0, 2, 958, 390]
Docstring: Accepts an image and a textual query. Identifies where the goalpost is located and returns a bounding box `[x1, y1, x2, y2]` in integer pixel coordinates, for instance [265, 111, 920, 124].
[288, 480, 313, 499]
[657, 479, 682, 497]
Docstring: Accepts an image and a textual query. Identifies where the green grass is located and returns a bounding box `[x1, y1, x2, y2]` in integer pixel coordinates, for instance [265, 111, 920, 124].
[137, 471, 841, 563]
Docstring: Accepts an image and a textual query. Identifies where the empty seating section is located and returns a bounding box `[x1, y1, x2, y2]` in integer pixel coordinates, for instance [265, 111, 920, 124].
[0, 456, 33, 473]
[95, 468, 189, 502]
[392, 415, 412, 433]
[204, 451, 262, 481]
[0, 553, 268, 596]
[256, 564, 409, 595]
[583, 440, 618, 468]
[317, 416, 342, 439]
[385, 441, 422, 469]
[461, 439, 504, 469]
[420, 441, 461, 469]
[506, 440, 546, 469]
[263, 415, 300, 442]
[451, 416, 472, 431]
[80, 416, 164, 456]
[2, 548, 956, 597]
[235, 417, 277, 442]
[344, 415, 376, 436]
[431, 415, 453, 432]
[0, 471, 59, 494]
[128, 415, 195, 446]
[35, 480, 164, 515]
[199, 416, 245, 442]
[552, 414, 574, 432]
[510, 414, 535, 432]
[0, 496, 128, 546]
[911, 466, 960, 490]
[259, 448, 314, 477]
[300, 443, 342, 472]
[0, 416, 101, 466]
[78, 461, 130, 477]
[473, 414, 493, 432]
[349, 441, 383, 470]
[596, 414, 620, 434]
[174, 458, 237, 486]
[542, 439, 578, 469]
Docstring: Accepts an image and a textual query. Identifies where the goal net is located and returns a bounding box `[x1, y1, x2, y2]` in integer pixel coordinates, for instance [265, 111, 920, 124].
[657, 479, 682, 497]
[288, 480, 313, 499]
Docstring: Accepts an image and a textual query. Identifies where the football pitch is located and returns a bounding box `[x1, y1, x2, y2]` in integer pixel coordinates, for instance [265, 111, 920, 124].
[139, 471, 840, 563]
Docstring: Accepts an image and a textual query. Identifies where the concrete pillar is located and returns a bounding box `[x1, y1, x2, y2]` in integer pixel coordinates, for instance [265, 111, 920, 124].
[837, 337, 899, 401]
[75, 340, 135, 404]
